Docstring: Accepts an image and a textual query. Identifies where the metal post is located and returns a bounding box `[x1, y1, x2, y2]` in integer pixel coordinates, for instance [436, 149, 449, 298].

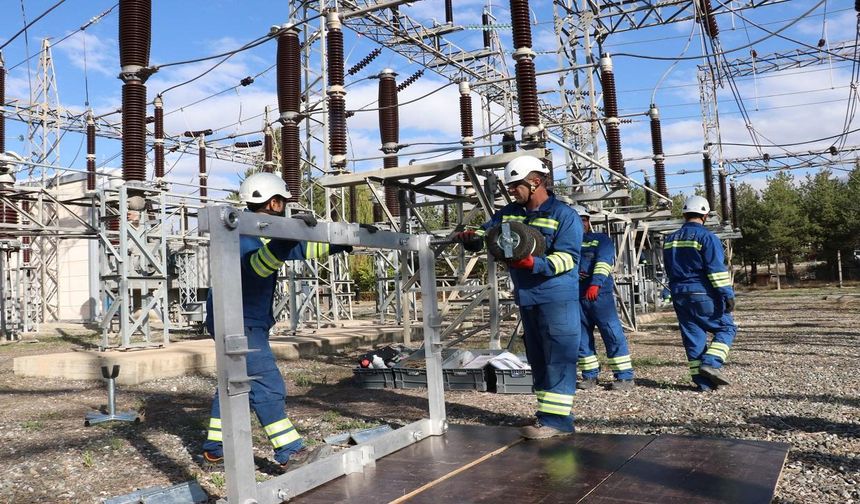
[775, 253, 781, 290]
[837, 250, 843, 288]
[0, 249, 7, 340]
[418, 235, 446, 432]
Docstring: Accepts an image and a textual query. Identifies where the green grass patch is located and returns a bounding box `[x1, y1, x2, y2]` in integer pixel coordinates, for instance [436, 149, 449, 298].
[209, 472, 225, 489]
[21, 420, 43, 431]
[82, 450, 94, 468]
[631, 356, 675, 367]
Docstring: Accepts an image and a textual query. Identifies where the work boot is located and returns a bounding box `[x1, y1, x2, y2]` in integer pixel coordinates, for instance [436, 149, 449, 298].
[699, 365, 730, 386]
[576, 377, 598, 390]
[518, 421, 574, 440]
[201, 451, 223, 470]
[609, 379, 635, 391]
[279, 445, 331, 472]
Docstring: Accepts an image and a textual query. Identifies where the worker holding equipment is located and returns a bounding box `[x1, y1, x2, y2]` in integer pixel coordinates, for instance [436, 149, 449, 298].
[454, 155, 582, 439]
[663, 195, 737, 392]
[202, 172, 351, 468]
[571, 205, 635, 391]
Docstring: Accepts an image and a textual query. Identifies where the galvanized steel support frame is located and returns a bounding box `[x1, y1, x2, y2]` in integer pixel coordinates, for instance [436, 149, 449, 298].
[200, 204, 447, 503]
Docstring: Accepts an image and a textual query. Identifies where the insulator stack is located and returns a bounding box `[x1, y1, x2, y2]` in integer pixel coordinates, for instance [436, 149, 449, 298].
[0, 53, 5, 154]
[397, 70, 423, 92]
[278, 27, 302, 202]
[718, 169, 729, 224]
[510, 0, 541, 141]
[697, 0, 720, 39]
[378, 69, 400, 217]
[482, 11, 491, 48]
[442, 204, 450, 227]
[601, 55, 625, 177]
[0, 200, 16, 239]
[153, 95, 164, 180]
[281, 122, 301, 203]
[459, 82, 475, 159]
[649, 105, 668, 197]
[348, 48, 381, 76]
[730, 180, 739, 229]
[263, 126, 275, 173]
[856, 0, 860, 12]
[118, 0, 151, 198]
[108, 217, 120, 246]
[644, 177, 653, 209]
[198, 136, 207, 201]
[502, 131, 517, 153]
[348, 185, 357, 223]
[702, 153, 715, 211]
[372, 203, 383, 223]
[445, 0, 453, 24]
[326, 13, 348, 172]
[21, 202, 30, 264]
[86, 111, 96, 191]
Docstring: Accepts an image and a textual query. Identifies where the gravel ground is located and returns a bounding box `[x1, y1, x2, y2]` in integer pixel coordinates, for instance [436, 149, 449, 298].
[0, 288, 857, 503]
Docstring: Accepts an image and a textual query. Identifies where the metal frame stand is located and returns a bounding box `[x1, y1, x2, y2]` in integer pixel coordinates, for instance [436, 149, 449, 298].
[201, 204, 446, 503]
[84, 365, 140, 426]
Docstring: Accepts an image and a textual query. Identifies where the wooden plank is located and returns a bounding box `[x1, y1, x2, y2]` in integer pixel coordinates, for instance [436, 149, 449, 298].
[293, 425, 522, 503]
[408, 434, 655, 504]
[581, 434, 790, 504]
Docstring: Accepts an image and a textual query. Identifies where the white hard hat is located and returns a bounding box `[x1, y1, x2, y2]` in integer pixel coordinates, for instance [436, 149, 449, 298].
[682, 195, 710, 216]
[503, 156, 549, 185]
[239, 172, 292, 204]
[572, 205, 589, 217]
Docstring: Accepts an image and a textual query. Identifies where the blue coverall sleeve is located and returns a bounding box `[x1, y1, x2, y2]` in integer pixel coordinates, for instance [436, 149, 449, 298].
[475, 210, 503, 237]
[243, 238, 301, 279]
[590, 234, 615, 288]
[531, 210, 581, 277]
[701, 233, 734, 298]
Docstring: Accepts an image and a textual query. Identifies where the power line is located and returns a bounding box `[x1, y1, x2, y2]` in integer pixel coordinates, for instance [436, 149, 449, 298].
[0, 0, 68, 51]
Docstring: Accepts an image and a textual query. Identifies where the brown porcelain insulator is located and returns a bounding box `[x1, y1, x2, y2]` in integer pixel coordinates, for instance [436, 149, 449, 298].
[509, 0, 532, 49]
[118, 0, 151, 68]
[445, 0, 453, 23]
[606, 124, 624, 176]
[514, 58, 539, 127]
[0, 63, 5, 154]
[600, 66, 619, 119]
[649, 106, 668, 197]
[348, 48, 380, 76]
[348, 185, 357, 223]
[372, 203, 383, 223]
[719, 170, 729, 223]
[281, 122, 300, 203]
[482, 11, 491, 48]
[277, 30, 301, 113]
[153, 98, 164, 179]
[198, 139, 207, 201]
[697, 0, 720, 39]
[378, 75, 399, 145]
[460, 94, 474, 159]
[326, 28, 344, 87]
[121, 83, 147, 181]
[384, 156, 400, 217]
[702, 154, 715, 211]
[329, 96, 347, 160]
[730, 181, 739, 229]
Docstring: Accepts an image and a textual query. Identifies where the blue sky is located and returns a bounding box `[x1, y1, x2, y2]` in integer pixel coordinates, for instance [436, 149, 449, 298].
[1, 0, 857, 201]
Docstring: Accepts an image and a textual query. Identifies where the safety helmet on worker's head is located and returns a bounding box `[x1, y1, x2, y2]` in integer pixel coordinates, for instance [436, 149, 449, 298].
[682, 195, 710, 216]
[239, 172, 292, 205]
[503, 156, 549, 185]
[572, 205, 589, 218]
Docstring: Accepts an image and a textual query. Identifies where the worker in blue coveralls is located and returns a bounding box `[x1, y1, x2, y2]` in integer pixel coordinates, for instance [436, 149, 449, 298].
[571, 205, 635, 391]
[202, 172, 351, 468]
[663, 195, 737, 392]
[453, 155, 582, 439]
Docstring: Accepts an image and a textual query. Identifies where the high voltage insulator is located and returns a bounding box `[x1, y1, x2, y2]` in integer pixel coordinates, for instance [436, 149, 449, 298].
[644, 176, 653, 209]
[327, 13, 348, 171]
[372, 203, 383, 223]
[281, 122, 301, 203]
[348, 48, 381, 76]
[856, 0, 860, 12]
[378, 69, 400, 217]
[501, 131, 517, 153]
[702, 153, 715, 211]
[263, 127, 274, 172]
[278, 26, 302, 202]
[445, 0, 453, 24]
[118, 0, 152, 200]
[514, 58, 540, 129]
[21, 202, 30, 263]
[718, 169, 729, 224]
[601, 55, 625, 177]
[696, 0, 719, 39]
[348, 185, 357, 223]
[509, 0, 531, 49]
[397, 69, 423, 92]
[649, 104, 668, 198]
[481, 11, 491, 48]
[86, 111, 96, 191]
[459, 81, 475, 159]
[730, 180, 739, 230]
[153, 95, 164, 180]
[198, 136, 207, 201]
[234, 140, 262, 148]
[183, 129, 212, 138]
[0, 53, 5, 155]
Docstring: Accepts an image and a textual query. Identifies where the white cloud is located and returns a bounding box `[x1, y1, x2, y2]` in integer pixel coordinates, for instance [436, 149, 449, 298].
[54, 31, 118, 77]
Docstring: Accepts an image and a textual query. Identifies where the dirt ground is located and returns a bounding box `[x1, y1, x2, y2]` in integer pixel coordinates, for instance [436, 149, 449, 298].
[0, 288, 858, 503]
